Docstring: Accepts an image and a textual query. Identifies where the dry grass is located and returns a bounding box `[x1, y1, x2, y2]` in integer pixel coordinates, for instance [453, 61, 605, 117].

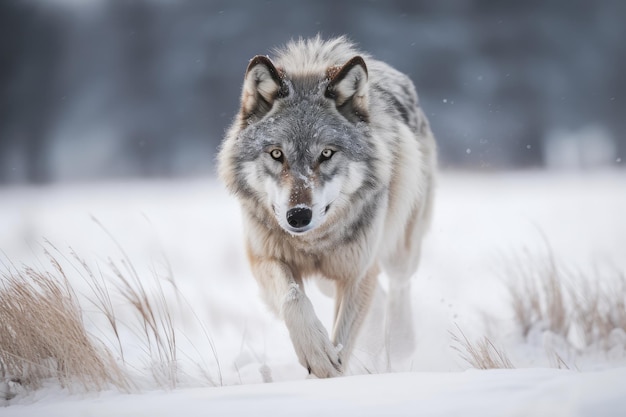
[453, 243, 625, 370]
[0, 257, 130, 396]
[451, 325, 514, 370]
[0, 231, 221, 400]
[570, 269, 626, 350]
[507, 247, 626, 353]
[507, 250, 570, 339]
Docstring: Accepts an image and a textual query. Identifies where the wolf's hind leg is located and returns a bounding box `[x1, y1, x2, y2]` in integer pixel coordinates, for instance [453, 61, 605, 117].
[383, 244, 422, 369]
[331, 264, 379, 369]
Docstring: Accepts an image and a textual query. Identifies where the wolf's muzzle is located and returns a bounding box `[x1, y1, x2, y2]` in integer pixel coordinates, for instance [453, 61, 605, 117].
[286, 207, 312, 229]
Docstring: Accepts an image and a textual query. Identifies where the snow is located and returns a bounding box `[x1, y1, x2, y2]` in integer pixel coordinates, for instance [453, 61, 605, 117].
[1, 170, 626, 415]
[6, 368, 626, 416]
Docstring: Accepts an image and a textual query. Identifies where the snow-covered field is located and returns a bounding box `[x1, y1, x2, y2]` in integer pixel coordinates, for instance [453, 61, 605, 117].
[1, 170, 626, 416]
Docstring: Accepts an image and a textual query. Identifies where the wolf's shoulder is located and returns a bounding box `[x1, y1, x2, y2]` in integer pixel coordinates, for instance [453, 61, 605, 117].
[367, 59, 421, 132]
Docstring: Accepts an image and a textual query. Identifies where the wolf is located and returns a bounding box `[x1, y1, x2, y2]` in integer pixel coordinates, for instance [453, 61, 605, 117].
[218, 36, 436, 378]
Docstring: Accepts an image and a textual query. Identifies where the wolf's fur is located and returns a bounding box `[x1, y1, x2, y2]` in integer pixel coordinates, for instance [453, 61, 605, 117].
[218, 36, 436, 377]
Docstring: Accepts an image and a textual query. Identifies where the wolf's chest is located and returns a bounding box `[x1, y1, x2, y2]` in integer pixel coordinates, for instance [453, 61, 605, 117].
[259, 227, 371, 281]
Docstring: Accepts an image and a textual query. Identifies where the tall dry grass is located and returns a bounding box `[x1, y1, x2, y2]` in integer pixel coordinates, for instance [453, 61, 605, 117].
[453, 245, 625, 370]
[507, 248, 626, 353]
[1, 234, 221, 401]
[507, 249, 570, 341]
[0, 258, 130, 397]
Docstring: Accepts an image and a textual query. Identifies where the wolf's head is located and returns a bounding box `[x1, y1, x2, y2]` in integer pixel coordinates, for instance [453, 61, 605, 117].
[219, 41, 377, 236]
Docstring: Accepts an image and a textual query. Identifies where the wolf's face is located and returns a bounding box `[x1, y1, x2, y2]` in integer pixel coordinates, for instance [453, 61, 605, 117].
[231, 55, 373, 235]
[240, 114, 367, 235]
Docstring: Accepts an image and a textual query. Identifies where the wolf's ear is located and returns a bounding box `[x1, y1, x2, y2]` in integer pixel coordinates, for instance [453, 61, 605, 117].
[241, 55, 288, 120]
[325, 56, 369, 122]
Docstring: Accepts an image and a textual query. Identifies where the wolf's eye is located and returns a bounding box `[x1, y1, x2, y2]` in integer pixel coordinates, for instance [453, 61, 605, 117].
[270, 149, 283, 161]
[320, 149, 335, 162]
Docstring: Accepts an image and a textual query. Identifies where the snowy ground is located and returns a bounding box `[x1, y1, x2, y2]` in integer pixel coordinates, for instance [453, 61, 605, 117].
[1, 170, 626, 415]
[7, 368, 626, 417]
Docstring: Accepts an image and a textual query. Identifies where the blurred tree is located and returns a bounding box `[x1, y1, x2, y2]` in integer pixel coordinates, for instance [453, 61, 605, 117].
[0, 2, 67, 183]
[0, 0, 623, 183]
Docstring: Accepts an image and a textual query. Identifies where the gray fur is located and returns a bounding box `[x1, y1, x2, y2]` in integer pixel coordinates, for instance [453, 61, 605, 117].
[218, 36, 437, 377]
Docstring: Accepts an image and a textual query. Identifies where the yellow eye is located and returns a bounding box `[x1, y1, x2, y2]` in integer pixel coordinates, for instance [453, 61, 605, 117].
[270, 149, 283, 161]
[320, 149, 334, 161]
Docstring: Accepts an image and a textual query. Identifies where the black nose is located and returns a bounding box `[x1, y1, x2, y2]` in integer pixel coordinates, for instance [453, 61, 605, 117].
[286, 207, 312, 229]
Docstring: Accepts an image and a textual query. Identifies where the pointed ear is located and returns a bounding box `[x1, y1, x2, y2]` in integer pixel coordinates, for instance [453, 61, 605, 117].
[241, 55, 288, 120]
[325, 56, 369, 122]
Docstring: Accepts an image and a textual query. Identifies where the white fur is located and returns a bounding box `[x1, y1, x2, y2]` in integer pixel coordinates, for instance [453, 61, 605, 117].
[333, 64, 368, 107]
[244, 65, 279, 103]
[218, 37, 437, 377]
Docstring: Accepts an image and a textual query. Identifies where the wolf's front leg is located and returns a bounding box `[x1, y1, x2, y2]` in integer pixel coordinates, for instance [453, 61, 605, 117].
[250, 258, 342, 378]
[331, 264, 379, 368]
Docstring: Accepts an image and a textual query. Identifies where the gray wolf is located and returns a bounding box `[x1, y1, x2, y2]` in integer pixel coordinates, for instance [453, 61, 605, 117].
[218, 36, 436, 378]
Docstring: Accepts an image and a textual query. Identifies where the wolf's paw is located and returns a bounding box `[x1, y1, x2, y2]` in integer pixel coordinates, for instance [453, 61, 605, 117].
[291, 319, 343, 378]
